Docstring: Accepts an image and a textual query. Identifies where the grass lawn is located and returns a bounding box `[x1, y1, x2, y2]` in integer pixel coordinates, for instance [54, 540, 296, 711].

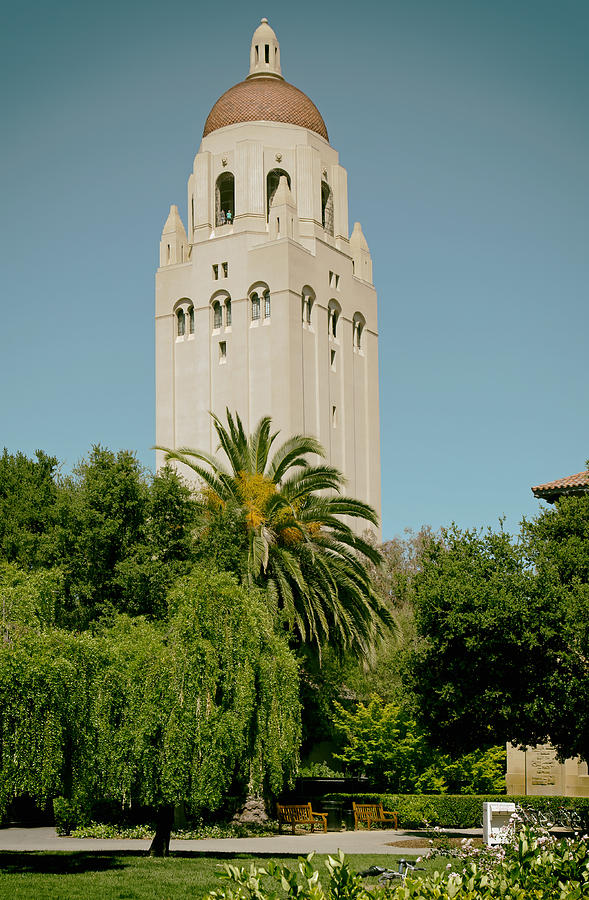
[0, 852, 446, 899]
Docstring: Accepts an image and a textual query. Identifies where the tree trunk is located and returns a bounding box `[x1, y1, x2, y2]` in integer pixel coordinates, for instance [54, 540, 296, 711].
[149, 804, 174, 856]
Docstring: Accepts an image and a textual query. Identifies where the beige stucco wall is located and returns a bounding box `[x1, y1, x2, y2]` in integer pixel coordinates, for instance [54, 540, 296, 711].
[506, 743, 589, 797]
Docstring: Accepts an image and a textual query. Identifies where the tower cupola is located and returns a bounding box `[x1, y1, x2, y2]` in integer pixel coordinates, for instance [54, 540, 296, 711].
[248, 18, 283, 80]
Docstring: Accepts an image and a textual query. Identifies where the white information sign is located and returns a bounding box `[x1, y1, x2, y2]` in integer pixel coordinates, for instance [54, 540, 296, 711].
[482, 801, 516, 846]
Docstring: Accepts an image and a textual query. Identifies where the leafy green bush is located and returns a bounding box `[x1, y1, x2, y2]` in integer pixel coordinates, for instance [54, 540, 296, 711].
[69, 822, 155, 839]
[321, 793, 589, 829]
[298, 762, 342, 778]
[209, 851, 372, 900]
[332, 696, 505, 794]
[207, 837, 589, 900]
[53, 797, 92, 836]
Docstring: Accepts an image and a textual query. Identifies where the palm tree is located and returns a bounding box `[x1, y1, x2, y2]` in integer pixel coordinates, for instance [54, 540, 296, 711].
[156, 410, 390, 657]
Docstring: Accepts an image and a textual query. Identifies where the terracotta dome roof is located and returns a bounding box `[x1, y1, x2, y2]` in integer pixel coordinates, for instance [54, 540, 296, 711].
[203, 77, 328, 141]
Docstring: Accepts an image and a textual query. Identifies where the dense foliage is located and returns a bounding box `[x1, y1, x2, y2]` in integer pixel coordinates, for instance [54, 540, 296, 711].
[0, 446, 197, 628]
[209, 836, 589, 900]
[0, 567, 300, 848]
[408, 482, 589, 762]
[332, 696, 505, 794]
[158, 410, 391, 658]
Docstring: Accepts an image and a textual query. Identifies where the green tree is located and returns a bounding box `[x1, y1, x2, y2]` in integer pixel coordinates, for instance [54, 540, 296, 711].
[408, 499, 589, 763]
[48, 447, 196, 627]
[408, 525, 544, 754]
[0, 566, 300, 855]
[332, 695, 505, 793]
[157, 410, 390, 657]
[0, 561, 63, 637]
[333, 695, 432, 791]
[0, 449, 59, 567]
[519, 482, 589, 762]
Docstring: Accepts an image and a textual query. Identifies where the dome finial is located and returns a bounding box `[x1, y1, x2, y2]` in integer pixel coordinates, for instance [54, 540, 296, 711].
[248, 17, 283, 80]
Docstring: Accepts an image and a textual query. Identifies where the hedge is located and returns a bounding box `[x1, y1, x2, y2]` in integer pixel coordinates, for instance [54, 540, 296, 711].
[321, 792, 589, 829]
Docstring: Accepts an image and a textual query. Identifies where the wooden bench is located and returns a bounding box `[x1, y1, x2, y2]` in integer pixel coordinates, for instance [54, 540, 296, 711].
[353, 801, 398, 831]
[276, 803, 328, 834]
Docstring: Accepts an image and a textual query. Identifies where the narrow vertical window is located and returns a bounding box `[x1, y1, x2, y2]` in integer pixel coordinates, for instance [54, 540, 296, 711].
[332, 405, 337, 428]
[225, 299, 232, 327]
[264, 291, 271, 319]
[188, 306, 194, 334]
[265, 44, 270, 63]
[353, 313, 365, 351]
[266, 168, 291, 218]
[321, 181, 334, 236]
[213, 264, 219, 280]
[177, 308, 185, 336]
[251, 292, 260, 321]
[213, 301, 222, 330]
[330, 349, 336, 369]
[302, 290, 314, 327]
[215, 172, 234, 227]
[219, 341, 227, 363]
[222, 262, 228, 278]
[331, 310, 338, 338]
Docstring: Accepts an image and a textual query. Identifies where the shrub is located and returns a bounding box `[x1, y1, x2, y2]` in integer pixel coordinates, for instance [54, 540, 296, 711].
[298, 762, 342, 778]
[321, 792, 589, 829]
[208, 829, 589, 900]
[53, 796, 92, 835]
[207, 837, 589, 900]
[332, 696, 506, 794]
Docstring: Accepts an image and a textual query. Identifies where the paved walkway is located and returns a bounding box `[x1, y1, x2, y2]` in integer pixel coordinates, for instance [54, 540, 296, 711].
[0, 826, 482, 855]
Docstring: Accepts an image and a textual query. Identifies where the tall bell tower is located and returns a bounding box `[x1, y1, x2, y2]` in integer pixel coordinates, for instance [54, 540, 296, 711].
[155, 19, 381, 526]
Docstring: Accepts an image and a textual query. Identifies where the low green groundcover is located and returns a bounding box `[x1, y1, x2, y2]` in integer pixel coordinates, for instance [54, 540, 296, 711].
[0, 853, 428, 900]
[67, 821, 278, 840]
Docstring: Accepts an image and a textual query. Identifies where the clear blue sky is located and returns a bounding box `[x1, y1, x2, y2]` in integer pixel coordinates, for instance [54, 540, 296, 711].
[1, 0, 587, 540]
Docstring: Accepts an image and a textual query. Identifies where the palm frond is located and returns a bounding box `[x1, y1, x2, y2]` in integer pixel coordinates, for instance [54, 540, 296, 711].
[269, 435, 326, 483]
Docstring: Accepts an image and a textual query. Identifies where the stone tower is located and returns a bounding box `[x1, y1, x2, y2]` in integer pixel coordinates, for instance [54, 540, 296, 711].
[155, 19, 381, 525]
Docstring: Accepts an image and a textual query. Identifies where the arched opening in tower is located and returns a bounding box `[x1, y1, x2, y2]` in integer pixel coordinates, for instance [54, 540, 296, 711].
[266, 168, 291, 219]
[321, 181, 334, 236]
[215, 173, 235, 227]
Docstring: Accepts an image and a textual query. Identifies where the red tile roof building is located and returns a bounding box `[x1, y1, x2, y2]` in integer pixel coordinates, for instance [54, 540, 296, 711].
[531, 470, 589, 503]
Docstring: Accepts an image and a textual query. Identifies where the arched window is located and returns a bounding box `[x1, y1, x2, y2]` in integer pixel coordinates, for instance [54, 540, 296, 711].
[176, 308, 185, 336]
[321, 181, 334, 236]
[225, 298, 232, 327]
[213, 301, 222, 330]
[188, 306, 195, 335]
[251, 292, 261, 321]
[328, 300, 341, 339]
[353, 313, 365, 351]
[215, 172, 235, 227]
[301, 286, 315, 327]
[264, 290, 271, 319]
[266, 168, 291, 218]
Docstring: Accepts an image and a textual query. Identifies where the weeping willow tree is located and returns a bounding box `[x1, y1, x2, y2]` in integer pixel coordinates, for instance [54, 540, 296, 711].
[0, 566, 300, 855]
